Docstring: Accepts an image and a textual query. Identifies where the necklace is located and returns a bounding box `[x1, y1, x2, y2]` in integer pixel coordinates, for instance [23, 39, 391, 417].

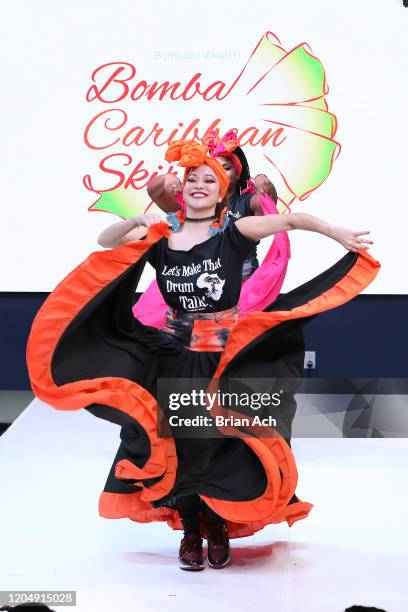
[184, 214, 216, 223]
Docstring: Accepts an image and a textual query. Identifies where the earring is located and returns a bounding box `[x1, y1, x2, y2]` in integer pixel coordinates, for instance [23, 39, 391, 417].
[208, 206, 230, 236]
[166, 208, 185, 232]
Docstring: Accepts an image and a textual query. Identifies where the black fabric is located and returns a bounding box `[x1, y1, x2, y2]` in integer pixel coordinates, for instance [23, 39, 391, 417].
[228, 192, 259, 275]
[217, 252, 359, 445]
[223, 251, 359, 379]
[50, 251, 269, 504]
[177, 494, 225, 535]
[50, 239, 360, 510]
[177, 494, 202, 535]
[152, 347, 269, 504]
[266, 251, 358, 314]
[146, 220, 256, 313]
[228, 193, 253, 220]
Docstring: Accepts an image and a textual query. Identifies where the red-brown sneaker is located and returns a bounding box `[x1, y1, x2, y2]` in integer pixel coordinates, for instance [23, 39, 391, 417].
[206, 522, 231, 569]
[178, 533, 205, 571]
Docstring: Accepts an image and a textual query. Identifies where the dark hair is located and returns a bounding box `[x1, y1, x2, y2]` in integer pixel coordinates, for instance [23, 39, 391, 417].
[345, 607, 388, 612]
[233, 146, 251, 194]
[233, 146, 278, 203]
[215, 195, 230, 220]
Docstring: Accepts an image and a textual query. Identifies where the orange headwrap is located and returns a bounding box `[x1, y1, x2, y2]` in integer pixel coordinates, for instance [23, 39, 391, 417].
[165, 139, 230, 199]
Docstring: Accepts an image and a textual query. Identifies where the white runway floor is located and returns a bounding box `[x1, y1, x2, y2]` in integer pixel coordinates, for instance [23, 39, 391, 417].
[1, 398, 407, 612]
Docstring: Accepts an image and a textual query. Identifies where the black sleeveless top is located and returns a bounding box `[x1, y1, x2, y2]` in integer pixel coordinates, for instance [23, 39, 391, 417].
[146, 221, 256, 313]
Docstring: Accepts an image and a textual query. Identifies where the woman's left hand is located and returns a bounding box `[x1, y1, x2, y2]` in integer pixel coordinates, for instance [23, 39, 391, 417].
[331, 226, 373, 252]
[254, 174, 274, 195]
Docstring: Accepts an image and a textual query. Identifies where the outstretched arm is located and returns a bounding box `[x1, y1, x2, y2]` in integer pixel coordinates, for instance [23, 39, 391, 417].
[235, 212, 373, 252]
[97, 214, 163, 248]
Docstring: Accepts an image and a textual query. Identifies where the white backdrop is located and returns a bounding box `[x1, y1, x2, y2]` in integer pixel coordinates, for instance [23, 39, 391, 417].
[1, 0, 406, 292]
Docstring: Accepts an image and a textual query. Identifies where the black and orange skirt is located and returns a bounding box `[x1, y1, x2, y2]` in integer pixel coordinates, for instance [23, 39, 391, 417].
[26, 222, 380, 539]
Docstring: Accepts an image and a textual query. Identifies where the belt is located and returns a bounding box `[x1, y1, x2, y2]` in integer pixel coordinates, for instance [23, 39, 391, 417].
[161, 305, 240, 352]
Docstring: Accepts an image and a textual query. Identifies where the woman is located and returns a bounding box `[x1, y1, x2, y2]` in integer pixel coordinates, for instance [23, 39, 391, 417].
[130, 130, 288, 328]
[143, 129, 274, 278]
[26, 140, 379, 573]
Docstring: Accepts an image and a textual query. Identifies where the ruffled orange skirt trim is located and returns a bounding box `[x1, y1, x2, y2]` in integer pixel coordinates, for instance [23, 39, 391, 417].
[26, 223, 380, 538]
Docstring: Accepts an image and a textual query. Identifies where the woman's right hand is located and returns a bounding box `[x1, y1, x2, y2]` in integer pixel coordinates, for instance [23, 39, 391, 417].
[131, 213, 164, 227]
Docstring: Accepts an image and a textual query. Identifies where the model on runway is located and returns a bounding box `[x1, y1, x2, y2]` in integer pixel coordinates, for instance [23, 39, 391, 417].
[26, 138, 379, 572]
[129, 130, 288, 329]
[143, 129, 275, 281]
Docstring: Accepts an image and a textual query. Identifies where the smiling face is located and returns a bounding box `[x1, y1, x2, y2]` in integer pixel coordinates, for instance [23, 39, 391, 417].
[215, 155, 238, 194]
[183, 164, 221, 214]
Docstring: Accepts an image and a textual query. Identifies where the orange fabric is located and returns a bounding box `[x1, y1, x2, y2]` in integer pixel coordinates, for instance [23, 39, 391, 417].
[198, 377, 299, 523]
[26, 223, 177, 504]
[195, 249, 380, 522]
[214, 249, 380, 381]
[162, 305, 240, 352]
[190, 308, 240, 352]
[190, 317, 238, 352]
[202, 128, 240, 154]
[98, 491, 313, 538]
[165, 140, 210, 167]
[165, 139, 229, 198]
[26, 225, 380, 537]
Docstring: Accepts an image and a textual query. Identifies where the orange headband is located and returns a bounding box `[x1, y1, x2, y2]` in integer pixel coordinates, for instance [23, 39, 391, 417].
[165, 139, 230, 199]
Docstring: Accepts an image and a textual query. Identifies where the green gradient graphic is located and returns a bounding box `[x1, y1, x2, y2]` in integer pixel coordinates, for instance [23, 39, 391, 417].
[89, 187, 161, 219]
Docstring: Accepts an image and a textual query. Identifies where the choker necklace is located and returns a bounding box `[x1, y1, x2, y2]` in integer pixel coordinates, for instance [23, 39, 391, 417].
[184, 214, 216, 223]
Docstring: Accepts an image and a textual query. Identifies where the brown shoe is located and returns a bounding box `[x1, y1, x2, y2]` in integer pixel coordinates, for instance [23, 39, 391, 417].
[206, 522, 231, 569]
[178, 533, 205, 571]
